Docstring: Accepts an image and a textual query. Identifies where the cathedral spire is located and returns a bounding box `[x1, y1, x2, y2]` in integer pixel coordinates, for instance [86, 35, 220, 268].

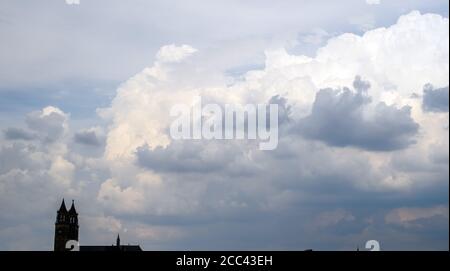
[58, 198, 67, 213]
[116, 234, 121, 247]
[69, 200, 77, 214]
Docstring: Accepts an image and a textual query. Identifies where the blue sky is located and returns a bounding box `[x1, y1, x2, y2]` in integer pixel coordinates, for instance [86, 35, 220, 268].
[0, 0, 448, 250]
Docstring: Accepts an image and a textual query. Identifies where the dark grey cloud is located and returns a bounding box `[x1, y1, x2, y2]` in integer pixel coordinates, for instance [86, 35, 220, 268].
[3, 127, 35, 141]
[422, 84, 449, 112]
[74, 130, 102, 147]
[296, 76, 419, 151]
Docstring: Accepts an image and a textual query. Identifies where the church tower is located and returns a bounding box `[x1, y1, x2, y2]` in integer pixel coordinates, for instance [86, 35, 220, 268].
[54, 199, 79, 251]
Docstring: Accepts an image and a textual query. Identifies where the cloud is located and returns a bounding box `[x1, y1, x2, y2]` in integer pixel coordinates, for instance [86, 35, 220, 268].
[349, 14, 376, 31]
[268, 95, 292, 125]
[2, 106, 70, 149]
[136, 138, 261, 177]
[105, 9, 449, 159]
[94, 12, 448, 248]
[3, 128, 35, 141]
[74, 127, 105, 147]
[312, 209, 355, 229]
[422, 84, 449, 112]
[25, 106, 69, 143]
[385, 205, 449, 227]
[296, 76, 419, 151]
[299, 28, 330, 45]
[49, 156, 75, 187]
[0, 143, 39, 175]
[136, 142, 235, 174]
[156, 44, 197, 63]
[82, 215, 123, 235]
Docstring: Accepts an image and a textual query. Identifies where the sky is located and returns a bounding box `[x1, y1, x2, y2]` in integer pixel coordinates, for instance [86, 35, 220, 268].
[0, 0, 448, 250]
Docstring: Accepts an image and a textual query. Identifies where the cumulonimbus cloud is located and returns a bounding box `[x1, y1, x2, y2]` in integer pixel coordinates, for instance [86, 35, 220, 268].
[0, 10, 448, 250]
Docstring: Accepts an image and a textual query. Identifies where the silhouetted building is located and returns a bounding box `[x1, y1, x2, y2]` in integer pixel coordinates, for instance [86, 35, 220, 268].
[79, 233, 142, 251]
[54, 199, 79, 251]
[54, 199, 142, 251]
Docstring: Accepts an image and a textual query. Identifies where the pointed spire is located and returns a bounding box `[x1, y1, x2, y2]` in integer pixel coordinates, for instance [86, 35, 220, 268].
[58, 198, 67, 213]
[116, 234, 121, 247]
[69, 199, 77, 214]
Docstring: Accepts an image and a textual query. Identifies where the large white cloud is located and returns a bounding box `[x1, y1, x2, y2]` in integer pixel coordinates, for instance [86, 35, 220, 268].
[99, 9, 448, 189]
[89, 11, 448, 249]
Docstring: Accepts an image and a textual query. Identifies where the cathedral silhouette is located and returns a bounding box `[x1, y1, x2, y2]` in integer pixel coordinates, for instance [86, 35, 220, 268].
[54, 199, 142, 251]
